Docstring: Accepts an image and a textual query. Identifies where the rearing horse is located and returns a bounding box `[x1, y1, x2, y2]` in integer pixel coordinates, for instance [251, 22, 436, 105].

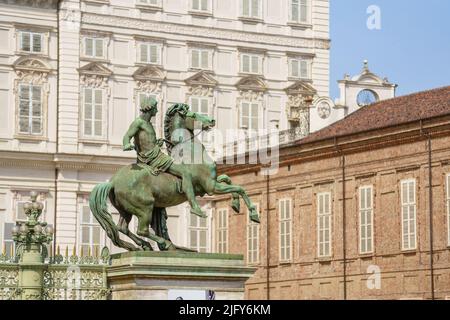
[89, 104, 260, 251]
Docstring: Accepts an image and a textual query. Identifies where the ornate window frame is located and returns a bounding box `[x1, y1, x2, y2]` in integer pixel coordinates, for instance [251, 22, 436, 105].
[133, 65, 165, 131]
[288, 0, 311, 26]
[13, 57, 51, 140]
[14, 24, 52, 57]
[80, 30, 111, 62]
[78, 62, 112, 142]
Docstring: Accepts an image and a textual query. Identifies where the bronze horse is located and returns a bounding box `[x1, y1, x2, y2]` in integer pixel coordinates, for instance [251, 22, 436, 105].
[89, 104, 260, 251]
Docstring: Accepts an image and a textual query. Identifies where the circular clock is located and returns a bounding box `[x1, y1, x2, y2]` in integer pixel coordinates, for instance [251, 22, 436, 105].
[357, 89, 378, 107]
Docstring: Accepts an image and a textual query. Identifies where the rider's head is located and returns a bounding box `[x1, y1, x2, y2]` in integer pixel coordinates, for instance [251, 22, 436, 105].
[140, 97, 158, 118]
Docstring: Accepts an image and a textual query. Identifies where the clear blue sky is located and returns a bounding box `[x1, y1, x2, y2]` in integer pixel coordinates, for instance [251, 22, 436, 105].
[330, 0, 450, 99]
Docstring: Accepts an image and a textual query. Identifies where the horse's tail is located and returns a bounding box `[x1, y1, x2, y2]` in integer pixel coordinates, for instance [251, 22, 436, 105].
[89, 182, 137, 251]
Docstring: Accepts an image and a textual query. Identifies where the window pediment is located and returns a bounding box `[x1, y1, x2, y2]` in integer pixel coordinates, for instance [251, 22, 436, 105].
[185, 71, 217, 87]
[236, 76, 267, 92]
[13, 57, 51, 73]
[133, 65, 165, 82]
[78, 62, 112, 77]
[285, 81, 316, 96]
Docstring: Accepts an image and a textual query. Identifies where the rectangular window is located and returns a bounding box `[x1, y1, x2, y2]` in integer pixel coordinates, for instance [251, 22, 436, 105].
[242, 0, 261, 18]
[20, 31, 43, 53]
[317, 192, 332, 257]
[191, 48, 211, 70]
[240, 102, 259, 131]
[84, 37, 105, 59]
[192, 0, 208, 11]
[137, 0, 160, 5]
[83, 88, 103, 138]
[189, 213, 208, 252]
[401, 179, 417, 251]
[139, 43, 161, 65]
[247, 203, 260, 264]
[279, 198, 292, 262]
[216, 208, 228, 253]
[3, 223, 15, 259]
[80, 203, 102, 256]
[290, 0, 308, 23]
[289, 58, 310, 79]
[359, 186, 374, 254]
[447, 174, 450, 246]
[18, 84, 42, 135]
[241, 53, 261, 74]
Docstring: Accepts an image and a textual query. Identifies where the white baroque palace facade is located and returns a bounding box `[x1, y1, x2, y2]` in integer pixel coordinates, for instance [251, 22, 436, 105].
[0, 0, 366, 256]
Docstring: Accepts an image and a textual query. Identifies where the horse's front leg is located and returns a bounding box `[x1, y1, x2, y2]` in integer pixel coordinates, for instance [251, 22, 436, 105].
[213, 182, 260, 223]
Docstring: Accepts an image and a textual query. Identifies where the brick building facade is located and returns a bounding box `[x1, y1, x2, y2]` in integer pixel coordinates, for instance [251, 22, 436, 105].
[211, 86, 450, 299]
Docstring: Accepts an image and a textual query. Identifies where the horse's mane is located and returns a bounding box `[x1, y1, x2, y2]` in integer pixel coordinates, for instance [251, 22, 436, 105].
[164, 103, 190, 154]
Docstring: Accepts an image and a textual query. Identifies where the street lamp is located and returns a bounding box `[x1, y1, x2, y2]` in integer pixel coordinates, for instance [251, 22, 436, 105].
[12, 191, 54, 300]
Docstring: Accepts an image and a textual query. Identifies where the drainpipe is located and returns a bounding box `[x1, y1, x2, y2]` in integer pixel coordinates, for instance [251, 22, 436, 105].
[426, 133, 435, 300]
[266, 173, 270, 300]
[341, 154, 347, 300]
[420, 120, 435, 300]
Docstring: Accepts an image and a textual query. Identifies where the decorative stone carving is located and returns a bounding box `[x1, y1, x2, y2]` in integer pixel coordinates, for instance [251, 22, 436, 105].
[133, 65, 165, 95]
[239, 90, 264, 102]
[185, 71, 217, 98]
[0, 0, 57, 9]
[82, 13, 330, 50]
[236, 76, 267, 93]
[78, 62, 112, 89]
[317, 101, 331, 119]
[13, 58, 51, 86]
[284, 81, 316, 134]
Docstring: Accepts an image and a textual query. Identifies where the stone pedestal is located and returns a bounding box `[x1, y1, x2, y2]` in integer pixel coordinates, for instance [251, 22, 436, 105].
[107, 251, 256, 300]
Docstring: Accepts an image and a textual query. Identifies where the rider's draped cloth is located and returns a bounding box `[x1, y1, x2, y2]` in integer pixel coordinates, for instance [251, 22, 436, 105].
[137, 145, 174, 176]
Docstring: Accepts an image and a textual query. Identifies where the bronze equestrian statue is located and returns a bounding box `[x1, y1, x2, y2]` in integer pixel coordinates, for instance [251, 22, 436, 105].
[89, 98, 260, 251]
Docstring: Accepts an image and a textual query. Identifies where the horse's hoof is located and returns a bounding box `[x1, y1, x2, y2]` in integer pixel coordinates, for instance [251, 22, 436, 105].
[231, 199, 240, 214]
[190, 208, 207, 219]
[250, 213, 260, 224]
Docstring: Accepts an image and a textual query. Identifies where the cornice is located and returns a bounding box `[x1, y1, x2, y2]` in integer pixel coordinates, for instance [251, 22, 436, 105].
[82, 13, 331, 50]
[0, 151, 135, 172]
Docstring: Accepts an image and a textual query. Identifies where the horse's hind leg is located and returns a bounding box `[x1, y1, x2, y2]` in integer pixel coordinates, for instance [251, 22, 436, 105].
[117, 210, 153, 251]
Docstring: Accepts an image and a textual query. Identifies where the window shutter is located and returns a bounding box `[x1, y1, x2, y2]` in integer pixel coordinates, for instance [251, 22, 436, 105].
[300, 0, 308, 22]
[291, 0, 299, 22]
[243, 0, 250, 16]
[19, 91, 30, 133]
[291, 59, 299, 77]
[201, 0, 208, 10]
[300, 60, 308, 78]
[242, 55, 250, 73]
[84, 88, 93, 136]
[95, 39, 103, 58]
[201, 50, 209, 69]
[94, 89, 103, 137]
[140, 44, 149, 63]
[32, 33, 42, 52]
[192, 0, 199, 10]
[201, 99, 209, 115]
[251, 0, 259, 17]
[150, 45, 158, 64]
[191, 97, 199, 112]
[21, 32, 31, 51]
[85, 38, 93, 56]
[192, 49, 200, 68]
[251, 103, 258, 130]
[241, 102, 249, 128]
[251, 56, 259, 73]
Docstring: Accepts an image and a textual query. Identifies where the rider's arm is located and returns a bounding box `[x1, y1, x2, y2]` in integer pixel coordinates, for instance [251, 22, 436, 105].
[122, 120, 141, 151]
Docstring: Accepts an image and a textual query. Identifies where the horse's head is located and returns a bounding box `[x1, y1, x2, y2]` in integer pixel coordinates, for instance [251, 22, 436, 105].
[184, 111, 216, 132]
[164, 104, 216, 153]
